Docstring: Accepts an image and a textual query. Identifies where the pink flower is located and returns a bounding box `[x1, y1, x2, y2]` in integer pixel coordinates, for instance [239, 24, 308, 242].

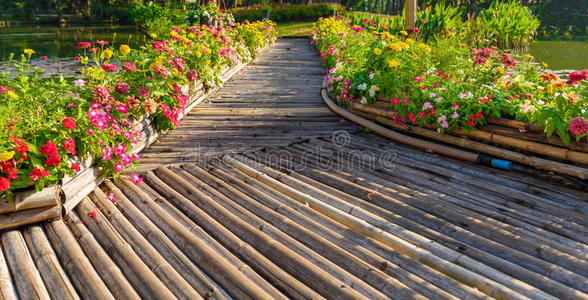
[413, 27, 419, 33]
[402, 98, 410, 103]
[114, 162, 124, 172]
[186, 70, 198, 82]
[391, 98, 399, 104]
[116, 104, 128, 114]
[108, 193, 116, 202]
[414, 77, 423, 82]
[123, 62, 138, 72]
[452, 112, 459, 119]
[87, 129, 94, 135]
[422, 102, 433, 110]
[115, 82, 130, 94]
[566, 70, 587, 85]
[74, 56, 81, 60]
[102, 146, 112, 161]
[130, 173, 143, 184]
[77, 42, 91, 48]
[40, 56, 48, 60]
[569, 117, 588, 135]
[96, 40, 109, 46]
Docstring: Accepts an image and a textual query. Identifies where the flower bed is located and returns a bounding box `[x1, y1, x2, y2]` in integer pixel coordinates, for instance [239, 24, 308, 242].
[0, 19, 277, 200]
[230, 3, 344, 23]
[312, 18, 587, 146]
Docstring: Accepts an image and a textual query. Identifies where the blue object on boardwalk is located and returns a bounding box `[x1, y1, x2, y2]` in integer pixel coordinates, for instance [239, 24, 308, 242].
[491, 159, 512, 170]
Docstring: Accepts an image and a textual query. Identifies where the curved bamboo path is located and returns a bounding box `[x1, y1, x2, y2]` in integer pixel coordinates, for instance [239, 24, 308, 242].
[0, 39, 587, 300]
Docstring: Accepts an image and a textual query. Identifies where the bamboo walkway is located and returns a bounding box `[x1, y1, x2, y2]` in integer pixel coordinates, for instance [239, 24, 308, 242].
[0, 39, 587, 300]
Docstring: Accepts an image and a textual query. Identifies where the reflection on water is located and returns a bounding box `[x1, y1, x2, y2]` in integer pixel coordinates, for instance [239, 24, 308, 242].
[0, 24, 143, 60]
[516, 40, 587, 71]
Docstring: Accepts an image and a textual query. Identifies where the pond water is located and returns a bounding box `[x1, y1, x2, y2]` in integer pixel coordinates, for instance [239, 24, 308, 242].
[0, 24, 143, 61]
[520, 40, 588, 71]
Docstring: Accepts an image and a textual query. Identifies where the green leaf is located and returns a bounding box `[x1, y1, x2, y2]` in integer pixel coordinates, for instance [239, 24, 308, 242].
[545, 117, 555, 137]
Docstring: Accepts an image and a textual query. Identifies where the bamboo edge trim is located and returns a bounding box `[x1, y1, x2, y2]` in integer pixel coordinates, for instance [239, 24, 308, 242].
[0, 45, 271, 230]
[320, 78, 588, 180]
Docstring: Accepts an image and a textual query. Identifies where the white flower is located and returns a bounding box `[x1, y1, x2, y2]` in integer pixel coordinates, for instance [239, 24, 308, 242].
[537, 100, 545, 105]
[74, 79, 85, 87]
[429, 92, 436, 98]
[452, 112, 459, 119]
[434, 97, 443, 102]
[368, 73, 375, 80]
[360, 96, 367, 104]
[357, 83, 367, 91]
[458, 91, 473, 99]
[368, 85, 377, 97]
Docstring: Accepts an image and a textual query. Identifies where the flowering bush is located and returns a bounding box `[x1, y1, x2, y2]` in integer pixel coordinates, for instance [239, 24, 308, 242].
[0, 20, 277, 199]
[313, 18, 587, 145]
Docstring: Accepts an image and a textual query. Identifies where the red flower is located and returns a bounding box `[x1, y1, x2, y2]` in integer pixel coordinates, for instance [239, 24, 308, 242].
[40, 56, 48, 60]
[475, 112, 483, 118]
[566, 70, 587, 85]
[71, 163, 81, 172]
[0, 177, 9, 192]
[45, 155, 61, 167]
[101, 64, 116, 72]
[186, 70, 198, 82]
[29, 167, 50, 181]
[88, 205, 97, 218]
[429, 109, 436, 116]
[40, 141, 58, 156]
[413, 27, 419, 33]
[64, 136, 77, 155]
[77, 42, 91, 48]
[62, 117, 76, 130]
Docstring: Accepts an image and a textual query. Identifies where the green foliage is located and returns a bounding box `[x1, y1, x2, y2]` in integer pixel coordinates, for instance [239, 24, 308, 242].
[466, 0, 540, 49]
[230, 3, 344, 23]
[185, 2, 235, 27]
[130, 4, 180, 35]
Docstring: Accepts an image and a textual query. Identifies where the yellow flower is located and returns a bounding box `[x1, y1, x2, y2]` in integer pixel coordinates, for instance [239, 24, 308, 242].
[526, 55, 534, 60]
[23, 49, 35, 56]
[102, 49, 113, 59]
[119, 44, 131, 55]
[373, 86, 380, 92]
[0, 151, 15, 162]
[496, 66, 504, 74]
[196, 51, 202, 58]
[149, 33, 157, 38]
[7, 91, 19, 99]
[171, 30, 177, 35]
[418, 43, 430, 53]
[373, 48, 382, 56]
[405, 38, 414, 45]
[388, 60, 399, 68]
[399, 42, 409, 50]
[84, 66, 95, 75]
[400, 30, 408, 36]
[389, 43, 402, 51]
[188, 33, 195, 39]
[541, 62, 548, 69]
[155, 56, 163, 66]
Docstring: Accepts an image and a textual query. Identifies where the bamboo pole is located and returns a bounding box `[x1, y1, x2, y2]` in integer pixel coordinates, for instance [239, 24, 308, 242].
[22, 225, 80, 300]
[0, 240, 17, 300]
[223, 154, 542, 300]
[264, 146, 588, 297]
[0, 205, 61, 231]
[137, 181, 288, 300]
[351, 103, 588, 164]
[44, 219, 116, 300]
[178, 164, 411, 300]
[0, 186, 61, 214]
[152, 166, 371, 300]
[303, 139, 588, 255]
[1, 230, 50, 300]
[87, 188, 203, 300]
[63, 211, 141, 300]
[191, 161, 479, 300]
[117, 175, 282, 300]
[76, 197, 177, 300]
[100, 181, 228, 300]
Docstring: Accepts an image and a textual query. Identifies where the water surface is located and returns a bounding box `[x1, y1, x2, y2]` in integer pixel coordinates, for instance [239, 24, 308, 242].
[0, 24, 142, 60]
[517, 40, 587, 71]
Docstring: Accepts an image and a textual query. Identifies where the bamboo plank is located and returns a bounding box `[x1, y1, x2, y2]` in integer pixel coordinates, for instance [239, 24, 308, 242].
[100, 181, 228, 300]
[0, 205, 61, 231]
[1, 230, 50, 300]
[75, 197, 177, 300]
[0, 240, 17, 300]
[64, 212, 141, 300]
[87, 188, 203, 300]
[116, 176, 282, 300]
[152, 166, 370, 300]
[22, 225, 79, 300]
[44, 219, 116, 300]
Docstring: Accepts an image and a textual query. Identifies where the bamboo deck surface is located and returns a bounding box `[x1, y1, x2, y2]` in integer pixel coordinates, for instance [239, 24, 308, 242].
[0, 39, 587, 300]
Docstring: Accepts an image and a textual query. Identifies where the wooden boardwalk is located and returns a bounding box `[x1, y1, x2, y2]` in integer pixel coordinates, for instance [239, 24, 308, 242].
[137, 39, 359, 171]
[0, 39, 587, 300]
